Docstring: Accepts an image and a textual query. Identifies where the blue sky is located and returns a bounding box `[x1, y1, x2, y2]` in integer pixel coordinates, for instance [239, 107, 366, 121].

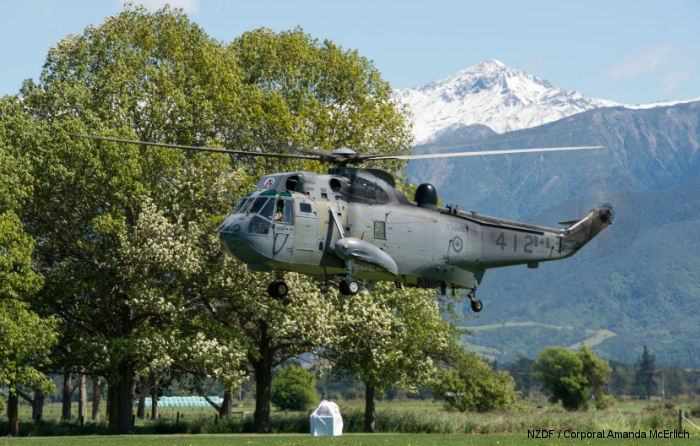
[1, 0, 699, 104]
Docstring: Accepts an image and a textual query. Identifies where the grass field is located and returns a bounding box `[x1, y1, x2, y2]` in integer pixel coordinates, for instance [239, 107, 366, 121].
[4, 399, 699, 444]
[2, 433, 697, 446]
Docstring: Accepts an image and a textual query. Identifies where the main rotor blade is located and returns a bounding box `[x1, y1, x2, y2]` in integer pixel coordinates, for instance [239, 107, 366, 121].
[365, 145, 605, 160]
[68, 133, 321, 160]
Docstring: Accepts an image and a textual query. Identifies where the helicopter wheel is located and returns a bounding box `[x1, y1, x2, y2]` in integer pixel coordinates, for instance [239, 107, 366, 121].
[268, 281, 288, 298]
[470, 299, 483, 313]
[339, 278, 360, 296]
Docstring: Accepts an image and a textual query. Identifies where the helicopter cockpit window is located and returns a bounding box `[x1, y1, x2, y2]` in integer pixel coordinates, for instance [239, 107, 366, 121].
[248, 197, 268, 215]
[231, 198, 247, 214]
[259, 198, 276, 220]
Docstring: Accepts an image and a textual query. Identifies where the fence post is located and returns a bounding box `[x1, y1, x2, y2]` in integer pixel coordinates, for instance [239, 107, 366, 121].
[679, 409, 682, 432]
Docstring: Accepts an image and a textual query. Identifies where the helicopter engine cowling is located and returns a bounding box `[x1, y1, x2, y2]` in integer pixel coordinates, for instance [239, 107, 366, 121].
[334, 237, 399, 276]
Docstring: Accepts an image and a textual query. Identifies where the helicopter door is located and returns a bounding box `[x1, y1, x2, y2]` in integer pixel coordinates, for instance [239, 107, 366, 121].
[294, 200, 318, 251]
[272, 198, 294, 262]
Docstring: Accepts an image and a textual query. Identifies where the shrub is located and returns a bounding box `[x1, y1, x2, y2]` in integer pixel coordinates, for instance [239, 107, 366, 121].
[271, 364, 318, 411]
[433, 351, 519, 412]
[534, 346, 612, 411]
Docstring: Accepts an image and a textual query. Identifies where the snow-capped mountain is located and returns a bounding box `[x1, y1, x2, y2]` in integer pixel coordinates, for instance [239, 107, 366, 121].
[395, 59, 619, 144]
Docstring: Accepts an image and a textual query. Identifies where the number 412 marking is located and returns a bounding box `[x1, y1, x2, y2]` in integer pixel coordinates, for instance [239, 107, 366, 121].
[495, 232, 536, 253]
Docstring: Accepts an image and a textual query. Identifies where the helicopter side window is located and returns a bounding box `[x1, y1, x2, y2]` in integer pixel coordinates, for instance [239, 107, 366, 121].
[274, 199, 293, 224]
[259, 198, 276, 220]
[299, 202, 313, 213]
[374, 221, 386, 240]
[346, 177, 390, 204]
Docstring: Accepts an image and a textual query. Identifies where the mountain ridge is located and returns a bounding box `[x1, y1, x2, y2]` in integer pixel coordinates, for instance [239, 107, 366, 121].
[396, 59, 699, 145]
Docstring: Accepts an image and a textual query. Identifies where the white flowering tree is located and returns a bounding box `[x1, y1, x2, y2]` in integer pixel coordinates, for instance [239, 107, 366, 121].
[322, 283, 454, 432]
[195, 263, 337, 432]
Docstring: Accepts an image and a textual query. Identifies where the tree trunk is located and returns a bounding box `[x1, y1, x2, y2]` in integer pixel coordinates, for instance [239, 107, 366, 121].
[137, 375, 147, 419]
[253, 321, 274, 433]
[92, 376, 101, 421]
[33, 388, 45, 423]
[220, 387, 234, 417]
[150, 371, 160, 420]
[364, 381, 377, 433]
[113, 361, 135, 434]
[107, 382, 117, 431]
[78, 368, 88, 423]
[7, 388, 19, 437]
[61, 367, 73, 420]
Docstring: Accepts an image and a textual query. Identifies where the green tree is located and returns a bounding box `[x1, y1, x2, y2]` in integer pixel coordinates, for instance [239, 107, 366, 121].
[433, 348, 519, 412]
[633, 345, 656, 400]
[0, 300, 58, 436]
[201, 27, 413, 433]
[17, 6, 248, 433]
[608, 360, 634, 396]
[271, 364, 318, 411]
[0, 97, 59, 437]
[15, 6, 412, 435]
[507, 355, 536, 398]
[534, 346, 612, 411]
[323, 284, 453, 432]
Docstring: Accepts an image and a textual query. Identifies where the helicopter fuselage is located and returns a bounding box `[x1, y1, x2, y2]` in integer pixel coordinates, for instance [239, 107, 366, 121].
[217, 167, 613, 294]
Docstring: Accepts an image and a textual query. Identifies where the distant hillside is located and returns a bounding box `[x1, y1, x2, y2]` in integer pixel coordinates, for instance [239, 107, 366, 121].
[406, 102, 700, 367]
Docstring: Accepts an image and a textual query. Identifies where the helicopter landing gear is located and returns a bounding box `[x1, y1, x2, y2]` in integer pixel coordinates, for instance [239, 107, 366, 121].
[267, 281, 288, 299]
[338, 260, 361, 296]
[467, 289, 483, 313]
[339, 278, 360, 296]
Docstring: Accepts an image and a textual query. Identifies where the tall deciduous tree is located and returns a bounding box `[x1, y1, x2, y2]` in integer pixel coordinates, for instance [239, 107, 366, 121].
[323, 284, 453, 432]
[0, 97, 59, 437]
[14, 7, 412, 435]
[17, 6, 249, 433]
[197, 27, 413, 433]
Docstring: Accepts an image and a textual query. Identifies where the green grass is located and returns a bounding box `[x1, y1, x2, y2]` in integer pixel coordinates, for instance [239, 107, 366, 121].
[5, 399, 699, 440]
[2, 433, 697, 446]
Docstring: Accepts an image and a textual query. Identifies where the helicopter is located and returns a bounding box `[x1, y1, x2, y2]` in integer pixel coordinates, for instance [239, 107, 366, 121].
[72, 134, 613, 312]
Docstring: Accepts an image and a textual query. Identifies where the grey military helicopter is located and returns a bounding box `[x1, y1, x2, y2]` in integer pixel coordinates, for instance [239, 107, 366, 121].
[72, 134, 613, 312]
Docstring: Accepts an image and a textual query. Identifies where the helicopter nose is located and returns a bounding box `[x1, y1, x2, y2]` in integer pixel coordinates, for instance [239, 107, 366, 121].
[218, 213, 244, 238]
[218, 214, 271, 265]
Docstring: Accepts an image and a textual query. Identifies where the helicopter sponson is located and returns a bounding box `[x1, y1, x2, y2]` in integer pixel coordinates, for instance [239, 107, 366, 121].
[217, 167, 612, 312]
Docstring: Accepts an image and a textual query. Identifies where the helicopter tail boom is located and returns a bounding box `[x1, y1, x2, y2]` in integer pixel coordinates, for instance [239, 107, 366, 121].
[559, 204, 614, 254]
